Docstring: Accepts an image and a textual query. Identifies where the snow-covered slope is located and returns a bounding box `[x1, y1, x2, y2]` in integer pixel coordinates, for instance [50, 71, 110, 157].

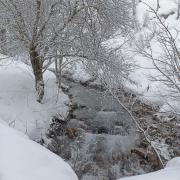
[0, 120, 78, 180]
[118, 157, 180, 180]
[0, 58, 69, 139]
[131, 0, 180, 111]
[106, 0, 180, 113]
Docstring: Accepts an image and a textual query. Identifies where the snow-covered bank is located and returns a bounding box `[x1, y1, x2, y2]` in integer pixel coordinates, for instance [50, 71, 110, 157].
[130, 0, 180, 112]
[104, 0, 180, 113]
[118, 157, 180, 180]
[0, 59, 70, 139]
[0, 120, 78, 180]
[0, 56, 78, 180]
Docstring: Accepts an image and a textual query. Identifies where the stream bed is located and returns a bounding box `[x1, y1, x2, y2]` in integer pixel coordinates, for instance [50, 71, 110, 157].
[46, 78, 154, 180]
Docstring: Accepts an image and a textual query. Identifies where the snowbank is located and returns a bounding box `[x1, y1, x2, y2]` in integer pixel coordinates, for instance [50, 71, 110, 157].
[118, 157, 180, 180]
[0, 58, 70, 139]
[0, 120, 78, 180]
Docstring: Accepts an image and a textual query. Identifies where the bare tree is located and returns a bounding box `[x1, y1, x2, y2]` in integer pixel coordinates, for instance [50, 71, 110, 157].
[136, 6, 180, 103]
[0, 0, 133, 103]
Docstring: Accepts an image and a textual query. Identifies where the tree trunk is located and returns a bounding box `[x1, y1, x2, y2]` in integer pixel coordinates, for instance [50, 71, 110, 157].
[55, 50, 63, 89]
[177, 0, 180, 19]
[132, 0, 136, 16]
[30, 47, 44, 103]
[0, 29, 7, 55]
[132, 0, 139, 31]
[157, 0, 160, 11]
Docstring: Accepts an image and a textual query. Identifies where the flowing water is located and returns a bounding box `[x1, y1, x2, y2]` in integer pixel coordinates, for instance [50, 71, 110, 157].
[47, 78, 154, 180]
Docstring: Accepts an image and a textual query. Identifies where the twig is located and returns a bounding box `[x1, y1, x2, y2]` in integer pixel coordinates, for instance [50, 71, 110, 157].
[104, 83, 165, 168]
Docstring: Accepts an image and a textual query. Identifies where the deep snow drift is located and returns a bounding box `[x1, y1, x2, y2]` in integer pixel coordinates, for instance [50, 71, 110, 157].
[0, 120, 78, 180]
[0, 57, 77, 179]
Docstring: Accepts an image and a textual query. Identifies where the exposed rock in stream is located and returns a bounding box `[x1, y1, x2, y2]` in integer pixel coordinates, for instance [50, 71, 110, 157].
[45, 78, 156, 180]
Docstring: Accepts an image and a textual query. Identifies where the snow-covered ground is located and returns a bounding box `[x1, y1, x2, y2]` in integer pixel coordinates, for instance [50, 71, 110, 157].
[0, 1, 179, 179]
[0, 57, 78, 180]
[118, 157, 180, 180]
[0, 119, 78, 180]
[131, 0, 180, 112]
[0, 58, 70, 139]
[104, 0, 180, 113]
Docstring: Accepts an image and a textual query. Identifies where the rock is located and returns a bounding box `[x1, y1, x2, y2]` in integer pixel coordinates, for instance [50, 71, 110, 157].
[61, 83, 69, 92]
[147, 145, 161, 169]
[66, 128, 78, 139]
[131, 148, 147, 159]
[153, 113, 176, 122]
[165, 137, 173, 146]
[173, 148, 180, 156]
[97, 127, 109, 134]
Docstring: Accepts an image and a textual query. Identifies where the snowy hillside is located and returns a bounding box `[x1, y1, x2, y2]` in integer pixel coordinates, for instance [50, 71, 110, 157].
[0, 58, 77, 180]
[131, 0, 180, 112]
[105, 0, 180, 112]
[0, 120, 78, 180]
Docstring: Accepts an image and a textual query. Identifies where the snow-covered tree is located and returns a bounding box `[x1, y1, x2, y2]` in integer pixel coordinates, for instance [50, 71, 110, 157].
[136, 6, 180, 104]
[0, 0, 133, 103]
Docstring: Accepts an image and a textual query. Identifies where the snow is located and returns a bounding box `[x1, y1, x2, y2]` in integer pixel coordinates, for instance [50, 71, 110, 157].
[0, 56, 79, 180]
[118, 157, 180, 180]
[102, 2, 180, 178]
[0, 58, 70, 139]
[0, 120, 78, 180]
[0, 1, 179, 180]
[70, 61, 92, 82]
[105, 0, 180, 112]
[115, 1, 180, 178]
[0, 56, 77, 179]
[158, 1, 177, 16]
[132, 0, 180, 111]
[166, 157, 180, 168]
[136, 0, 178, 25]
[69, 0, 180, 113]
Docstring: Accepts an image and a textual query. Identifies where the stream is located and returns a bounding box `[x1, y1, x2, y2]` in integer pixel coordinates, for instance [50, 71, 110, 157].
[47, 78, 154, 180]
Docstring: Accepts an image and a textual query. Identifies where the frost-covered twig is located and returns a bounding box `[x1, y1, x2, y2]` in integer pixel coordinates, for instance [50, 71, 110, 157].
[104, 83, 165, 168]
